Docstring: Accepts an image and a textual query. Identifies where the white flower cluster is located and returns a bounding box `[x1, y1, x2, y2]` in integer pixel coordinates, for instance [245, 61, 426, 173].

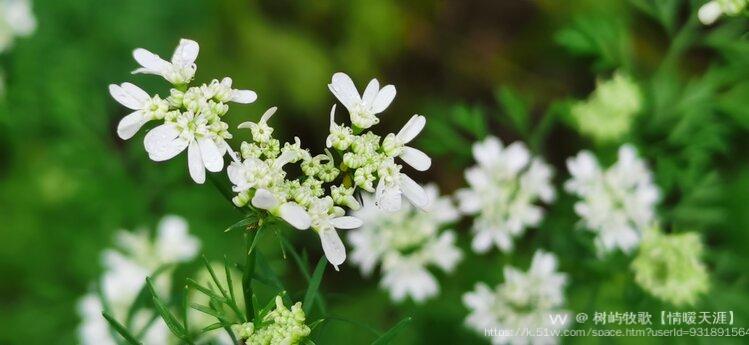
[699, 0, 747, 25]
[565, 144, 659, 255]
[109, 39, 257, 184]
[348, 184, 462, 303]
[463, 250, 569, 345]
[226, 72, 432, 270]
[111, 40, 433, 271]
[456, 136, 555, 254]
[0, 0, 35, 53]
[77, 216, 200, 345]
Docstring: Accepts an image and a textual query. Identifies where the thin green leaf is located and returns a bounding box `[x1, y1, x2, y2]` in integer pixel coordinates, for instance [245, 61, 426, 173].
[146, 277, 187, 339]
[102, 312, 142, 345]
[371, 317, 413, 345]
[201, 322, 225, 333]
[303, 258, 327, 315]
[186, 278, 226, 303]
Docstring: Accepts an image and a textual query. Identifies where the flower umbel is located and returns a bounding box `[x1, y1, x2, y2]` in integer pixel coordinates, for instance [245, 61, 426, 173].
[231, 295, 311, 345]
[463, 250, 569, 345]
[77, 216, 200, 345]
[349, 184, 462, 303]
[456, 136, 555, 253]
[570, 71, 642, 143]
[631, 228, 709, 306]
[110, 39, 257, 184]
[565, 144, 659, 255]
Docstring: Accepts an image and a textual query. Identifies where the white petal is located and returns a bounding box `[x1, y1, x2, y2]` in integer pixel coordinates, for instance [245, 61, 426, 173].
[109, 83, 149, 110]
[279, 202, 312, 230]
[226, 162, 245, 189]
[698, 1, 722, 25]
[171, 39, 199, 67]
[328, 72, 361, 109]
[260, 106, 277, 124]
[504, 142, 530, 173]
[231, 89, 257, 104]
[370, 84, 396, 113]
[400, 174, 429, 209]
[400, 146, 431, 171]
[472, 136, 502, 168]
[117, 111, 147, 140]
[375, 179, 401, 212]
[319, 229, 346, 270]
[328, 104, 337, 130]
[251, 189, 279, 210]
[455, 189, 481, 214]
[187, 140, 206, 184]
[132, 48, 170, 75]
[197, 138, 223, 172]
[330, 216, 363, 229]
[361, 79, 379, 106]
[144, 124, 188, 161]
[156, 215, 200, 262]
[396, 115, 426, 143]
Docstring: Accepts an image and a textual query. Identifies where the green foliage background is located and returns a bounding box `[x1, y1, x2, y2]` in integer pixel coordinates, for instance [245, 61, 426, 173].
[0, 0, 748, 344]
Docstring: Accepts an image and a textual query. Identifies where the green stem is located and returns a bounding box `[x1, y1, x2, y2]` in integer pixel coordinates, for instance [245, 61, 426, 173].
[243, 225, 258, 321]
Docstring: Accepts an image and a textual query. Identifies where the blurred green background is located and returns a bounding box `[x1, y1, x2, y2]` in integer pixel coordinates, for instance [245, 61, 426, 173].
[1, 0, 749, 344]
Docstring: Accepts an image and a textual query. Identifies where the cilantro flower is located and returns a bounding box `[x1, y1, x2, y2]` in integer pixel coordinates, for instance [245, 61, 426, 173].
[0, 0, 36, 53]
[132, 39, 200, 85]
[565, 144, 659, 255]
[463, 250, 569, 345]
[328, 72, 396, 129]
[232, 296, 311, 345]
[456, 136, 555, 253]
[631, 228, 709, 306]
[78, 216, 200, 345]
[110, 38, 257, 184]
[699, 0, 747, 25]
[349, 184, 462, 303]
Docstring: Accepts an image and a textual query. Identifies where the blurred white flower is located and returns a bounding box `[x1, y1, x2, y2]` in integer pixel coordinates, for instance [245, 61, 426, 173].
[328, 72, 396, 129]
[77, 215, 200, 345]
[463, 250, 569, 345]
[565, 144, 659, 255]
[456, 136, 555, 254]
[349, 185, 462, 303]
[698, 0, 747, 25]
[0, 0, 36, 53]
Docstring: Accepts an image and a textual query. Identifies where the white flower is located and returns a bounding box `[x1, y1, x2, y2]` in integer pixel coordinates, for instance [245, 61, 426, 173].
[203, 77, 257, 104]
[250, 188, 312, 230]
[456, 136, 555, 253]
[349, 185, 461, 303]
[326, 105, 354, 150]
[698, 0, 747, 25]
[109, 82, 170, 139]
[143, 112, 226, 184]
[328, 72, 396, 129]
[132, 38, 199, 85]
[78, 216, 200, 345]
[463, 250, 569, 345]
[308, 196, 363, 270]
[0, 0, 36, 53]
[564, 144, 659, 255]
[382, 114, 431, 171]
[374, 158, 429, 212]
[238, 106, 276, 143]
